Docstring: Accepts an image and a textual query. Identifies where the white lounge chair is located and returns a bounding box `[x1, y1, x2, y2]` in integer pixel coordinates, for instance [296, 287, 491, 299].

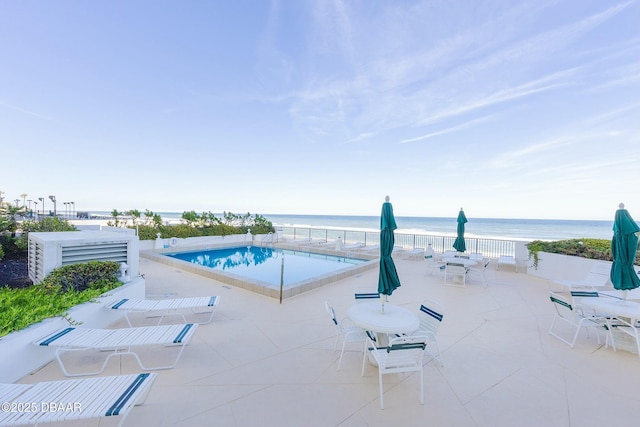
[107, 295, 220, 326]
[402, 248, 425, 260]
[34, 323, 198, 376]
[550, 261, 612, 290]
[0, 373, 156, 426]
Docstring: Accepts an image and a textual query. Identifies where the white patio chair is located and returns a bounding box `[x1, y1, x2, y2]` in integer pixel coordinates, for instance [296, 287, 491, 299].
[424, 253, 445, 277]
[354, 286, 380, 303]
[325, 301, 368, 370]
[469, 252, 483, 262]
[444, 262, 467, 287]
[467, 259, 490, 287]
[412, 299, 445, 366]
[548, 291, 609, 348]
[441, 250, 457, 259]
[571, 291, 640, 356]
[607, 316, 640, 358]
[361, 334, 428, 409]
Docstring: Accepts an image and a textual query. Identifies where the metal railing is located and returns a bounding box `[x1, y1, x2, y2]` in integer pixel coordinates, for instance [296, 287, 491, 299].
[276, 226, 516, 259]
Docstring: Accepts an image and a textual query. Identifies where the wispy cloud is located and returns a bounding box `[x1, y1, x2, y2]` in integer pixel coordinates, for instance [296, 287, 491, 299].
[0, 100, 54, 121]
[344, 132, 376, 144]
[415, 68, 576, 128]
[283, 1, 636, 141]
[399, 114, 499, 144]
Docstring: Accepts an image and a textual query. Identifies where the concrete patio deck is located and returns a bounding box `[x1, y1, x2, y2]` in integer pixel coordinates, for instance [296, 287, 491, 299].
[16, 256, 640, 427]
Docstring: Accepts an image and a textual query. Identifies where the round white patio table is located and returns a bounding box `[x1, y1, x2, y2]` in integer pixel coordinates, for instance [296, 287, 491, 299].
[441, 257, 477, 267]
[347, 302, 419, 336]
[580, 298, 640, 322]
[348, 302, 420, 366]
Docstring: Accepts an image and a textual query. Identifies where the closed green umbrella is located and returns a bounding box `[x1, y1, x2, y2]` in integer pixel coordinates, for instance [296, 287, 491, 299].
[610, 203, 640, 298]
[378, 196, 401, 311]
[452, 208, 467, 253]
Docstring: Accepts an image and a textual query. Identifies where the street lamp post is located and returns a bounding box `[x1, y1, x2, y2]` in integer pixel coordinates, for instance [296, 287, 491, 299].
[48, 195, 56, 216]
[38, 197, 44, 215]
[33, 201, 38, 217]
[71, 201, 75, 218]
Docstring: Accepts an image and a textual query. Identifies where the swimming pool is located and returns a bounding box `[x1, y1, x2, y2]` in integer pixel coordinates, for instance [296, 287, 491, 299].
[151, 245, 378, 299]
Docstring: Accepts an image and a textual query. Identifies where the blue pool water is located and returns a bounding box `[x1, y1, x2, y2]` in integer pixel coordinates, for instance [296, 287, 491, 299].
[165, 246, 367, 286]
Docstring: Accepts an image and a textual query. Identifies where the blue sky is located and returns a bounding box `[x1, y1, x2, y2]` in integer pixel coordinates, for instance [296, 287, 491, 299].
[1, 0, 639, 220]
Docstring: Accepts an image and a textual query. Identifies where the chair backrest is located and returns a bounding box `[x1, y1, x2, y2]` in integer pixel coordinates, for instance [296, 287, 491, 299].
[446, 263, 466, 275]
[325, 301, 338, 325]
[570, 290, 599, 299]
[581, 262, 611, 286]
[569, 290, 601, 316]
[354, 287, 380, 302]
[382, 335, 428, 369]
[418, 300, 444, 335]
[549, 291, 574, 318]
[469, 252, 483, 261]
[424, 254, 441, 267]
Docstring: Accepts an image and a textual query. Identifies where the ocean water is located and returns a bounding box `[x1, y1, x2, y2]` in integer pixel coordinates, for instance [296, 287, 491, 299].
[262, 214, 615, 241]
[91, 211, 615, 242]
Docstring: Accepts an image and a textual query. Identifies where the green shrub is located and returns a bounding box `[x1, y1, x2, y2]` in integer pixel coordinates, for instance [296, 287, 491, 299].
[128, 210, 275, 240]
[15, 217, 78, 251]
[40, 261, 120, 293]
[136, 225, 160, 241]
[159, 223, 203, 238]
[526, 238, 639, 269]
[0, 261, 122, 337]
[200, 224, 239, 236]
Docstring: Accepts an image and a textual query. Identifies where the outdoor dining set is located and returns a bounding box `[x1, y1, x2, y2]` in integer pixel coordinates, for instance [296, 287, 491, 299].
[325, 290, 444, 410]
[424, 247, 491, 287]
[547, 203, 640, 358]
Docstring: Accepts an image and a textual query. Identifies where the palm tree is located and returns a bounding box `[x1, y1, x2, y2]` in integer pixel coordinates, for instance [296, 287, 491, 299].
[109, 209, 120, 227]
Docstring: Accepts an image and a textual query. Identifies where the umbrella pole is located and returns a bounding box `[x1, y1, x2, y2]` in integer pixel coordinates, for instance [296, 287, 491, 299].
[279, 255, 284, 304]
